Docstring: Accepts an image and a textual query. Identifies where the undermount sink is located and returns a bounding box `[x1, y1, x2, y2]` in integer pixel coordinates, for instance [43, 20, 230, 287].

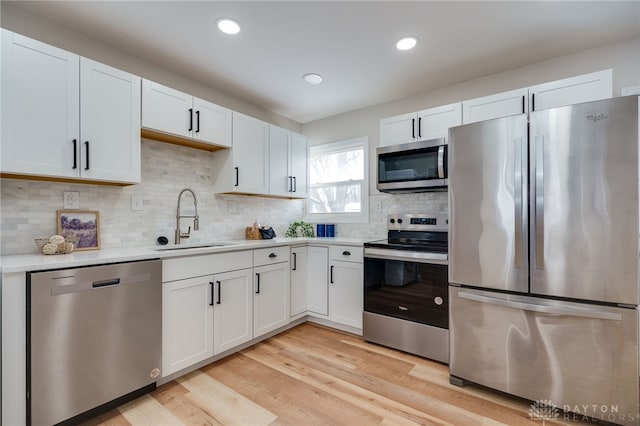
[154, 242, 236, 251]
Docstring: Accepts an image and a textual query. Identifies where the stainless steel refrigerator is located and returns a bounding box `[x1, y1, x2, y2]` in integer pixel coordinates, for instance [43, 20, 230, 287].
[448, 96, 639, 425]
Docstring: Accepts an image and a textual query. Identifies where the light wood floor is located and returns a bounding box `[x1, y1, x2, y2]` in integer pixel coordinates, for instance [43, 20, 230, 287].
[84, 323, 594, 426]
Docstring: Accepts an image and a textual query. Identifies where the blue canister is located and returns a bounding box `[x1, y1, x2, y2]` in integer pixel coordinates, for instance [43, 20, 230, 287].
[326, 224, 335, 237]
[316, 224, 326, 237]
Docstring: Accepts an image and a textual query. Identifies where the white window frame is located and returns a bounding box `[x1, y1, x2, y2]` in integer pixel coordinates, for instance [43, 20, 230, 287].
[305, 136, 369, 224]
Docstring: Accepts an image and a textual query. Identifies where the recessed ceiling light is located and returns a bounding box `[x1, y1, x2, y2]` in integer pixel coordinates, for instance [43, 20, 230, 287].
[396, 36, 418, 51]
[216, 18, 240, 35]
[303, 73, 323, 85]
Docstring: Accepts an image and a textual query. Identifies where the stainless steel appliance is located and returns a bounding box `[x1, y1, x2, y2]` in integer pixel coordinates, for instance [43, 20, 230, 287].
[364, 213, 449, 363]
[28, 259, 162, 425]
[377, 138, 447, 192]
[448, 96, 639, 425]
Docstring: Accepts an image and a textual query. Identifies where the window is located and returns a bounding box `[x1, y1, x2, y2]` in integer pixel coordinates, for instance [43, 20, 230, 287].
[306, 136, 369, 223]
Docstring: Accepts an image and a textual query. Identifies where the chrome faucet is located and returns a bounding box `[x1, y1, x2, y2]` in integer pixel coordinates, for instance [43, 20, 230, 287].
[175, 188, 199, 244]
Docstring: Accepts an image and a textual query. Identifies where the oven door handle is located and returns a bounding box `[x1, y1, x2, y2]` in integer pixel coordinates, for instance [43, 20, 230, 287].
[364, 247, 448, 265]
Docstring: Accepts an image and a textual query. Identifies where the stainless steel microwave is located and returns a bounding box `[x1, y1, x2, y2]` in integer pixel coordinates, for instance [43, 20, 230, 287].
[377, 138, 447, 193]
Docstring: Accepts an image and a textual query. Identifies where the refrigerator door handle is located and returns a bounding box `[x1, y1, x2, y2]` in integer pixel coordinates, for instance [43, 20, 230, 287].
[514, 137, 523, 268]
[458, 291, 623, 321]
[535, 135, 545, 270]
[437, 145, 445, 178]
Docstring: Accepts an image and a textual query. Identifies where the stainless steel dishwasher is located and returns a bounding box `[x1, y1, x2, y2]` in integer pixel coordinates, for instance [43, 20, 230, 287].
[27, 259, 162, 425]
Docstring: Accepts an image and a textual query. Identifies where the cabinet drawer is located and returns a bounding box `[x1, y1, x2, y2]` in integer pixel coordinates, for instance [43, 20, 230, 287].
[253, 246, 290, 266]
[329, 246, 363, 263]
[163, 250, 252, 282]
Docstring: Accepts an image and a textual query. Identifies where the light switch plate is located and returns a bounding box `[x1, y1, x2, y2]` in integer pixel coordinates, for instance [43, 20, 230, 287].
[131, 195, 144, 211]
[63, 191, 79, 209]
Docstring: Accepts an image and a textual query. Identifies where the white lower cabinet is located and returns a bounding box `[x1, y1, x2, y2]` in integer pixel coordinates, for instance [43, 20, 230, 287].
[290, 246, 309, 317]
[254, 261, 290, 338]
[307, 246, 329, 316]
[162, 275, 214, 376]
[213, 268, 253, 355]
[329, 246, 364, 329]
[162, 251, 253, 377]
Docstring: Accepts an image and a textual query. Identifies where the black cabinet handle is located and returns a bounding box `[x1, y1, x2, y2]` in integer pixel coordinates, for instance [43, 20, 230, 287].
[292, 252, 297, 271]
[293, 176, 297, 192]
[330, 265, 334, 284]
[84, 141, 90, 170]
[288, 176, 293, 192]
[269, 253, 277, 258]
[255, 273, 260, 294]
[412, 118, 415, 139]
[418, 117, 422, 138]
[216, 280, 221, 304]
[72, 139, 77, 169]
[188, 108, 193, 131]
[532, 94, 535, 112]
[209, 281, 214, 306]
[196, 110, 200, 133]
[522, 95, 525, 114]
[342, 250, 351, 256]
[234, 167, 239, 187]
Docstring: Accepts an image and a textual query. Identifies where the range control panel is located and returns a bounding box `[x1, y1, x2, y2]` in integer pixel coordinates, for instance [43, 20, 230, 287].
[387, 213, 448, 231]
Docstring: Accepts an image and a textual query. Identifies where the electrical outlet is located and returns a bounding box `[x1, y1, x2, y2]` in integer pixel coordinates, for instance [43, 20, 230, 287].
[63, 191, 79, 209]
[374, 201, 382, 213]
[131, 195, 144, 211]
[228, 200, 237, 213]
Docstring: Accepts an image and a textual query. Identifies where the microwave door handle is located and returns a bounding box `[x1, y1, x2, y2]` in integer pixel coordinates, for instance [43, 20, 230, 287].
[437, 145, 445, 178]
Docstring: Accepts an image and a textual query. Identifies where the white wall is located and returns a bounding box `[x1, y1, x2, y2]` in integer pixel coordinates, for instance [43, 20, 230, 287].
[302, 36, 640, 195]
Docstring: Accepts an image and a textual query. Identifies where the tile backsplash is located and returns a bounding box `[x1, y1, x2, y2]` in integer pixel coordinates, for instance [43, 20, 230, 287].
[1, 140, 448, 255]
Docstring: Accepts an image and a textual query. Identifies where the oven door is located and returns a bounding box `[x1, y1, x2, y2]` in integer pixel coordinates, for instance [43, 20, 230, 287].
[377, 138, 447, 192]
[364, 248, 448, 329]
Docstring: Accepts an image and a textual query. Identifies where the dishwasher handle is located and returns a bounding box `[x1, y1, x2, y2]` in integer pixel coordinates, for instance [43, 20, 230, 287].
[92, 278, 121, 288]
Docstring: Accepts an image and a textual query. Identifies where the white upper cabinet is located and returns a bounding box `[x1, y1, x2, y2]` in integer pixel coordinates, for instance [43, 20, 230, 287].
[462, 70, 613, 124]
[212, 111, 270, 195]
[379, 112, 417, 147]
[528, 69, 612, 111]
[269, 125, 308, 198]
[289, 132, 308, 198]
[2, 29, 80, 179]
[192, 97, 233, 147]
[1, 29, 141, 184]
[80, 58, 141, 183]
[417, 103, 462, 141]
[141, 79, 232, 149]
[380, 103, 462, 147]
[142, 80, 192, 138]
[462, 88, 528, 125]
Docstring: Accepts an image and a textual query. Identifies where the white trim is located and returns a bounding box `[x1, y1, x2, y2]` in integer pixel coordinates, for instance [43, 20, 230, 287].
[305, 136, 369, 224]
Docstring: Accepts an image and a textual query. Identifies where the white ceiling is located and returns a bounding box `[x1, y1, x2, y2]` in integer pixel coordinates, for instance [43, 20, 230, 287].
[7, 1, 640, 123]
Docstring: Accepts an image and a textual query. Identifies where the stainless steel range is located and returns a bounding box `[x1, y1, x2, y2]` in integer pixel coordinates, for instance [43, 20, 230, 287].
[363, 213, 449, 363]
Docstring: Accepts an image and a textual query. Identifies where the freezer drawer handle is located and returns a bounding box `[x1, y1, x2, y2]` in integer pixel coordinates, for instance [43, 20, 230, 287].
[458, 291, 622, 321]
[92, 278, 120, 288]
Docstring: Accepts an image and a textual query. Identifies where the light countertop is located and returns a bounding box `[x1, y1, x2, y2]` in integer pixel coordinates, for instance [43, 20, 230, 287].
[0, 237, 371, 274]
